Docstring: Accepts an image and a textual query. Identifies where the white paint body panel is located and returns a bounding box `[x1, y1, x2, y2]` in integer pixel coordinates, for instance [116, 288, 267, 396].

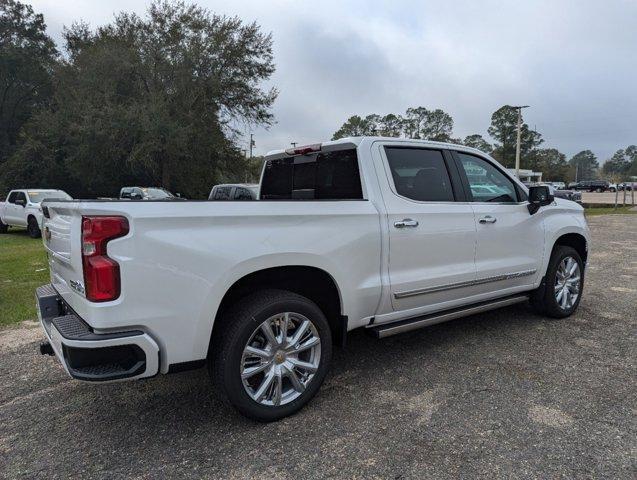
[40, 137, 591, 375]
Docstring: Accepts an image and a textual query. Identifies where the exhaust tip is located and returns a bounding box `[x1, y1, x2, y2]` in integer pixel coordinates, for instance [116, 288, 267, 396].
[39, 342, 54, 356]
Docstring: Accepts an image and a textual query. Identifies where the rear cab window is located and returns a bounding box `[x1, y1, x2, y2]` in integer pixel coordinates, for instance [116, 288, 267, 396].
[384, 147, 455, 202]
[260, 148, 363, 200]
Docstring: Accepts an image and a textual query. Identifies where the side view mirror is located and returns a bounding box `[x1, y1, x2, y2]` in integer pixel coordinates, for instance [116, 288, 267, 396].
[15, 199, 26, 207]
[528, 185, 554, 214]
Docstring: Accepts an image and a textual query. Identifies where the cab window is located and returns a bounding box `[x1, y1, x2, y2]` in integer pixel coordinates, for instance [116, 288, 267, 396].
[384, 147, 454, 202]
[456, 153, 518, 203]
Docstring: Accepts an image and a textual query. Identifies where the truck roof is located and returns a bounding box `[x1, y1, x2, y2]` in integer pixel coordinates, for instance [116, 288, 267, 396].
[265, 136, 488, 160]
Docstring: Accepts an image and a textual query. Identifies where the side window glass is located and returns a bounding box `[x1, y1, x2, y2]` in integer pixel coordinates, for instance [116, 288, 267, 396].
[214, 187, 231, 200]
[7, 192, 18, 203]
[457, 153, 518, 203]
[15, 192, 27, 203]
[234, 188, 253, 200]
[384, 147, 454, 202]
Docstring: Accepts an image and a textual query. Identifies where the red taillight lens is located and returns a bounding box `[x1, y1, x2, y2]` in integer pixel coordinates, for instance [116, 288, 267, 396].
[81, 216, 129, 302]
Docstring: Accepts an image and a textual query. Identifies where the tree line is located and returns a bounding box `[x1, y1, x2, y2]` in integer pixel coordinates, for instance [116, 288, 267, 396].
[0, 0, 275, 198]
[332, 107, 637, 183]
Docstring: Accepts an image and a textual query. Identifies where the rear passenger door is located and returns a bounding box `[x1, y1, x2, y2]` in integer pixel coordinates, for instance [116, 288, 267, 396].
[452, 151, 544, 294]
[379, 145, 478, 313]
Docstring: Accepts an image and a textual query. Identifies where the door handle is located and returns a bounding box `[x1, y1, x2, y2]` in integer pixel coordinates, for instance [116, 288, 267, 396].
[479, 215, 497, 224]
[394, 218, 419, 228]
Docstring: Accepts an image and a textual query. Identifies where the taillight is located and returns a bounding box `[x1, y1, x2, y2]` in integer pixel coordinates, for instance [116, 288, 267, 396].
[81, 216, 129, 302]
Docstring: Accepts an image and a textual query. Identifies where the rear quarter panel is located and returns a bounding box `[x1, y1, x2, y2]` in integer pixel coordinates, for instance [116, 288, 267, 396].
[44, 200, 382, 372]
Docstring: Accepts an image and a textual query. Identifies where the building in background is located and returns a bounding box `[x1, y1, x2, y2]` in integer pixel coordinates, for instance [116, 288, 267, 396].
[508, 168, 542, 183]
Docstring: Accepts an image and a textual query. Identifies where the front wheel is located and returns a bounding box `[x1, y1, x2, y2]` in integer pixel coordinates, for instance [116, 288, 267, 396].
[530, 246, 584, 318]
[27, 217, 41, 238]
[210, 289, 332, 422]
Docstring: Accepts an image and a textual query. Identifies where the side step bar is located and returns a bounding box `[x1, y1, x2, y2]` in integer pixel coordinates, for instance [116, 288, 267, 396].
[369, 294, 529, 338]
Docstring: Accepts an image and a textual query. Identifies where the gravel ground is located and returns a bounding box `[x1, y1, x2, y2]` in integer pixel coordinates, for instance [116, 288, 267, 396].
[1, 215, 635, 479]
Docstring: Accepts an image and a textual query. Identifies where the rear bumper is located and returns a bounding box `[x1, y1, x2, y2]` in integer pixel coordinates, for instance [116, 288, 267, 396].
[36, 284, 159, 382]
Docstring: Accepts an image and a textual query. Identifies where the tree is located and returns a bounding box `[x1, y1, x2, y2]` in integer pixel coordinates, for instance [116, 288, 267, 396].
[332, 115, 372, 140]
[526, 148, 569, 182]
[488, 105, 543, 168]
[0, 0, 57, 164]
[463, 134, 492, 153]
[422, 109, 453, 142]
[332, 106, 455, 141]
[602, 149, 630, 177]
[569, 150, 599, 181]
[6, 1, 277, 198]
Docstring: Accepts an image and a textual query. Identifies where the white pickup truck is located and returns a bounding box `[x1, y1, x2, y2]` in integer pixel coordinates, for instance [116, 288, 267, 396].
[0, 189, 72, 238]
[36, 137, 590, 421]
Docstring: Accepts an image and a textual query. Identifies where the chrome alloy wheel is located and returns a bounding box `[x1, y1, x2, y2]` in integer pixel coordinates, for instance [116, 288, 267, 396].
[241, 312, 321, 407]
[555, 256, 581, 310]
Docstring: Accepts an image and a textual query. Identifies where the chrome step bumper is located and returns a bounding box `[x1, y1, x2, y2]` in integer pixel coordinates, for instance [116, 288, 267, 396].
[36, 284, 159, 382]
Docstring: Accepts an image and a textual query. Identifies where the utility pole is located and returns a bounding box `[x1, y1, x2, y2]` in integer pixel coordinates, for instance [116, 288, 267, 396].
[512, 105, 529, 179]
[249, 134, 255, 158]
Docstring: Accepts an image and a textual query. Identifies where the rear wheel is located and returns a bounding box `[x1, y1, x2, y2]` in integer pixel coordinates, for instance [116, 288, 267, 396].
[210, 289, 332, 422]
[531, 246, 584, 318]
[27, 217, 41, 238]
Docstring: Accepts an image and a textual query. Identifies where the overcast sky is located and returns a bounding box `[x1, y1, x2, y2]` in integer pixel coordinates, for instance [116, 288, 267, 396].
[30, 0, 637, 161]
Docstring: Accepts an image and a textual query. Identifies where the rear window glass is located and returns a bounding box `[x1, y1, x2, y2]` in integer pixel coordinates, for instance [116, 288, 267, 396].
[260, 149, 363, 200]
[384, 148, 454, 202]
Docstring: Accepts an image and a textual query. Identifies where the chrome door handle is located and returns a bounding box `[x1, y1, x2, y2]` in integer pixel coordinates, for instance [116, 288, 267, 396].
[394, 218, 419, 228]
[479, 215, 497, 224]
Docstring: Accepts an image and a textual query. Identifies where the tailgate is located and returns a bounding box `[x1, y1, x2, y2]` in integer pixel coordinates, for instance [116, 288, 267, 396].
[42, 202, 85, 307]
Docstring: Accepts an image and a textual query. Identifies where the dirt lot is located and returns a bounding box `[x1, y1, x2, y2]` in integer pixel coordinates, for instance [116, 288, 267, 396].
[582, 191, 636, 205]
[1, 215, 635, 479]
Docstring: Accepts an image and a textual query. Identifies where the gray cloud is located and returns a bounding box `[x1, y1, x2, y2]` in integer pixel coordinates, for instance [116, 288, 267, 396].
[30, 0, 637, 161]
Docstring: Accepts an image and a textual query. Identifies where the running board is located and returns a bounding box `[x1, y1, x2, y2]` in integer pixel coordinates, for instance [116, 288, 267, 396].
[369, 294, 529, 339]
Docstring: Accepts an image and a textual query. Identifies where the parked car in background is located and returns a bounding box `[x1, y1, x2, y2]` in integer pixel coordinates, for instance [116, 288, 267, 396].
[608, 183, 618, 192]
[209, 183, 259, 200]
[618, 182, 635, 191]
[119, 187, 182, 200]
[0, 189, 72, 238]
[570, 180, 610, 192]
[36, 137, 590, 421]
[538, 183, 582, 205]
[546, 181, 566, 190]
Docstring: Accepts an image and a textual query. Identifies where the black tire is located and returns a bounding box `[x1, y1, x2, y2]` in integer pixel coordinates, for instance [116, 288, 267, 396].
[210, 289, 332, 422]
[530, 246, 584, 318]
[609, 187, 616, 192]
[27, 216, 41, 238]
[0, 219, 7, 233]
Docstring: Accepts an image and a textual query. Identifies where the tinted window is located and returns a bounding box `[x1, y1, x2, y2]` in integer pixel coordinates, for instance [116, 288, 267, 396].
[14, 192, 26, 203]
[457, 153, 518, 203]
[234, 188, 254, 200]
[7, 192, 18, 203]
[384, 148, 454, 202]
[260, 149, 363, 200]
[213, 187, 232, 200]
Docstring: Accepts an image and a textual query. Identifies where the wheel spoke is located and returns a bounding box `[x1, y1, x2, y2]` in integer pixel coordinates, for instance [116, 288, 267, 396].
[252, 370, 275, 401]
[285, 366, 305, 393]
[291, 335, 320, 353]
[568, 260, 578, 277]
[272, 372, 283, 406]
[242, 361, 271, 379]
[244, 345, 270, 359]
[289, 319, 311, 346]
[556, 288, 564, 304]
[554, 284, 562, 293]
[260, 321, 278, 347]
[561, 289, 569, 309]
[288, 357, 318, 373]
[279, 312, 289, 344]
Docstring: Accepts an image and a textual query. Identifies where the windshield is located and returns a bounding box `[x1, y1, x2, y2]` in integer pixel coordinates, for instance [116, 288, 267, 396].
[142, 188, 174, 199]
[27, 190, 72, 203]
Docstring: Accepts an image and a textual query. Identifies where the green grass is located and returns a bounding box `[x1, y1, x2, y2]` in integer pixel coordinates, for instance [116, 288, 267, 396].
[0, 228, 49, 327]
[584, 205, 637, 216]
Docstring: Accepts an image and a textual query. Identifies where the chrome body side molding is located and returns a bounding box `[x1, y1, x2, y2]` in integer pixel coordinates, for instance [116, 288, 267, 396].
[394, 269, 537, 299]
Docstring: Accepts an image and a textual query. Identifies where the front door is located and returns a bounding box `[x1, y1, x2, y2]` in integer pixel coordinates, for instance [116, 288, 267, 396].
[378, 145, 478, 313]
[454, 151, 544, 294]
